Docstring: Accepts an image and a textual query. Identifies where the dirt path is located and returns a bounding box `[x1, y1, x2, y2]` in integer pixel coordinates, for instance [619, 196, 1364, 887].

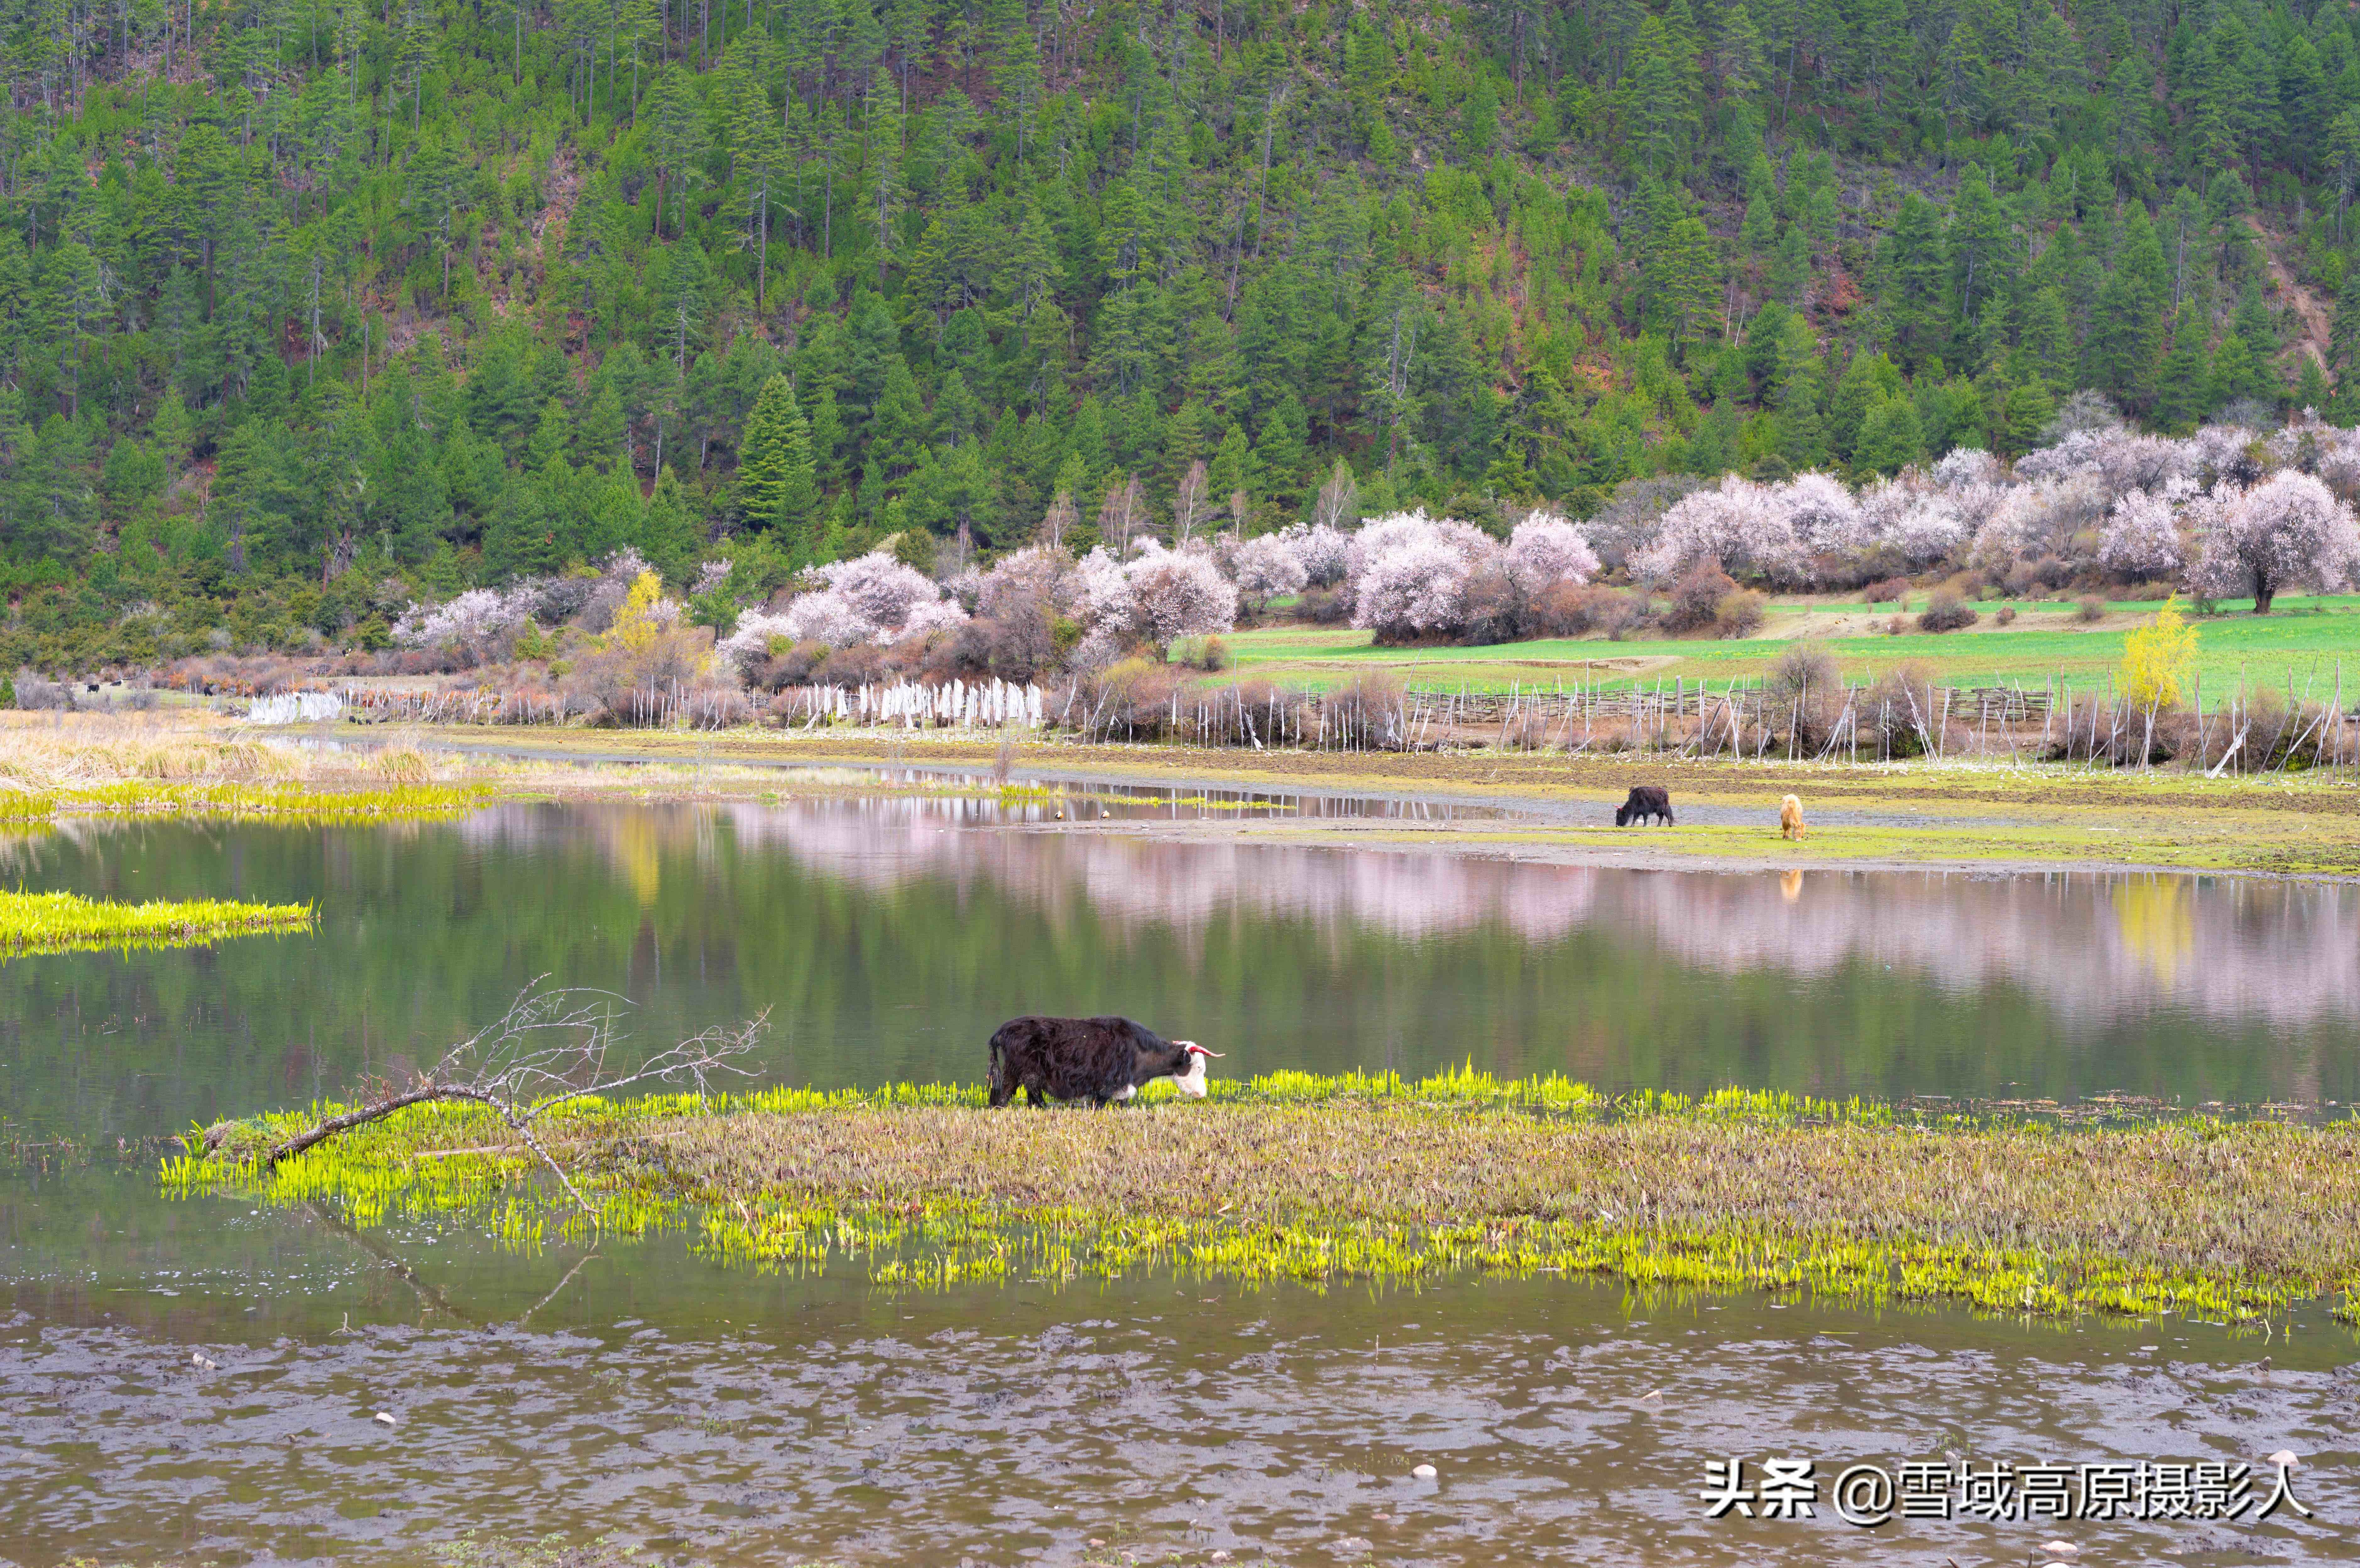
[2253, 214, 2331, 370]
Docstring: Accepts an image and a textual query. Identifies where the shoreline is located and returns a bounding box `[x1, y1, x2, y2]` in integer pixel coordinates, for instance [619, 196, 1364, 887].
[408, 726, 2360, 882]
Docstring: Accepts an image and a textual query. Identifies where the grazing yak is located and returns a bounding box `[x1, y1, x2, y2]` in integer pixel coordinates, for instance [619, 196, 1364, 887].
[987, 1015, 1221, 1107]
[1615, 785, 1674, 826]
[1780, 793, 1807, 839]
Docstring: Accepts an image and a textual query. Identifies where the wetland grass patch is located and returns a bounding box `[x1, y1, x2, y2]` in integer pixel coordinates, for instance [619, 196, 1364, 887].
[166, 1070, 2360, 1326]
[0, 888, 314, 954]
[5, 779, 495, 822]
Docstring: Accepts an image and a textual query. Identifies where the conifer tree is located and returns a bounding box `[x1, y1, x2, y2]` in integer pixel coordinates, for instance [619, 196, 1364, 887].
[736, 375, 819, 538]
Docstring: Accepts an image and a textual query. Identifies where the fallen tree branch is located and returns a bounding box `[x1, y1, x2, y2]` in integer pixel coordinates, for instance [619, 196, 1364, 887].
[255, 979, 766, 1223]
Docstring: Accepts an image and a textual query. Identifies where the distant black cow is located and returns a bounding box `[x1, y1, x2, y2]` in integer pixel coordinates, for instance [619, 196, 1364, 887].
[987, 1015, 1219, 1107]
[1615, 785, 1674, 826]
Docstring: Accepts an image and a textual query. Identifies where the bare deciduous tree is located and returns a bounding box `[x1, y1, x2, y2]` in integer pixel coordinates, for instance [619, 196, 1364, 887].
[239, 983, 765, 1221]
[1041, 488, 1079, 550]
[1311, 457, 1358, 531]
[1098, 474, 1146, 552]
[1172, 460, 1211, 543]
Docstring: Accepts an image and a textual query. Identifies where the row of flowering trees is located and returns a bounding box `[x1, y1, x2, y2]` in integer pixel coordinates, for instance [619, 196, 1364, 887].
[392, 414, 2360, 700]
[700, 509, 1607, 674]
[1634, 417, 2360, 612]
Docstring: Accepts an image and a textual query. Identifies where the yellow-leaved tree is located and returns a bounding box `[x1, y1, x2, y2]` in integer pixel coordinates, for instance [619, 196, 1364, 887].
[570, 569, 731, 724]
[2119, 594, 2198, 710]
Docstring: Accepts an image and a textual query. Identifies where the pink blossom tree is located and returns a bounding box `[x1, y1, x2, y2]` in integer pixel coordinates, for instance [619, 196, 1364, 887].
[1072, 542, 1235, 656]
[1278, 520, 1354, 586]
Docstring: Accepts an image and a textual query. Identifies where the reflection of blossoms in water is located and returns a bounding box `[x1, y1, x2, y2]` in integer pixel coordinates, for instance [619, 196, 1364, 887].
[455, 802, 2360, 1030]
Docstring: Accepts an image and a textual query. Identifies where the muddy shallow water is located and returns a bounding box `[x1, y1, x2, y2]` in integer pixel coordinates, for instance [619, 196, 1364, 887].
[0, 800, 2356, 1563]
[4, 1198, 2355, 1567]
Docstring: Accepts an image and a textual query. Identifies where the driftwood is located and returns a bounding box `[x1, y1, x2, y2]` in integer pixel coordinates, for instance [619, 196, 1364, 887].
[252, 980, 765, 1222]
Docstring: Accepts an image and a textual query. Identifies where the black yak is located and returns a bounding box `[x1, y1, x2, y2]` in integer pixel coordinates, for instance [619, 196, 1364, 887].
[1615, 785, 1673, 826]
[986, 1016, 1220, 1107]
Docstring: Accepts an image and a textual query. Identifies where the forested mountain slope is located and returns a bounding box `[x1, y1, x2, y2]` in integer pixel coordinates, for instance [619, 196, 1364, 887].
[1, 0, 2356, 664]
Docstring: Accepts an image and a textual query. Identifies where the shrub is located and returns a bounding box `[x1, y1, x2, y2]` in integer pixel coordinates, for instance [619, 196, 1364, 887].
[1456, 560, 1526, 646]
[1864, 662, 1942, 756]
[1713, 589, 1767, 638]
[1885, 614, 1910, 635]
[936, 597, 1062, 683]
[2077, 595, 2107, 622]
[1325, 669, 1406, 743]
[1862, 577, 1909, 604]
[813, 642, 886, 687]
[1531, 581, 1627, 637]
[1082, 657, 1186, 738]
[563, 573, 738, 726]
[1667, 559, 1740, 633]
[1606, 593, 1658, 640]
[1172, 634, 1232, 671]
[1764, 640, 1845, 749]
[1995, 605, 2017, 625]
[1917, 591, 1980, 632]
[1297, 586, 1351, 624]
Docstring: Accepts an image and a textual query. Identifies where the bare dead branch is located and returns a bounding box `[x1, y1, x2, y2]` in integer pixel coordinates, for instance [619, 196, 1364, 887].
[254, 980, 766, 1225]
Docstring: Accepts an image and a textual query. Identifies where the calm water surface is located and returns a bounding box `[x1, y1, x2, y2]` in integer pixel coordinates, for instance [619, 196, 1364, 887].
[0, 798, 2353, 1564]
[0, 797, 2355, 1133]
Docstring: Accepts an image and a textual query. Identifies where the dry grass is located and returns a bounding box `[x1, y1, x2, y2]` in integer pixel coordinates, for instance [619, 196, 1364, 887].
[0, 711, 463, 789]
[0, 710, 304, 786]
[659, 1101, 2359, 1314]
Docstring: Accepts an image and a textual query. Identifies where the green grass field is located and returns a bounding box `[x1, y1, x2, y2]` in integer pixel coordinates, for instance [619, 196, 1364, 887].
[1225, 595, 2360, 698]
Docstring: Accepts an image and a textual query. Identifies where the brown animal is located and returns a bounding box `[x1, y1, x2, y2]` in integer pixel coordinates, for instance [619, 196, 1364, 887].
[1779, 793, 1806, 839]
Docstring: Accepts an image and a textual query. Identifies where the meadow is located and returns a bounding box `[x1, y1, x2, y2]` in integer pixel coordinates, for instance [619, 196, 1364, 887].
[1226, 594, 2360, 698]
[167, 1071, 2360, 1325]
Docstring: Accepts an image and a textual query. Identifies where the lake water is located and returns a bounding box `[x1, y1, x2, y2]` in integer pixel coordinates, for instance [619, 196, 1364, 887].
[1, 797, 2354, 1564]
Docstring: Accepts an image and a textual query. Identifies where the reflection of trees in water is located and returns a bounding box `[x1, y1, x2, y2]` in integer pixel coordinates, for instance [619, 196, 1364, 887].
[2112, 878, 2196, 987]
[3, 803, 2353, 1139]
[671, 802, 2352, 1030]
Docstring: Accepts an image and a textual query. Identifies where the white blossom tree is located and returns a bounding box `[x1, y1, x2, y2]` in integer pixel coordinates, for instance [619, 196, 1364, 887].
[1347, 512, 1496, 641]
[1278, 520, 1354, 586]
[2098, 487, 2188, 577]
[1503, 512, 1600, 590]
[1231, 531, 1309, 612]
[1125, 547, 1238, 652]
[2190, 470, 2360, 612]
[716, 609, 797, 670]
[1633, 477, 1808, 586]
[978, 544, 1078, 618]
[392, 587, 531, 657]
[768, 550, 966, 646]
